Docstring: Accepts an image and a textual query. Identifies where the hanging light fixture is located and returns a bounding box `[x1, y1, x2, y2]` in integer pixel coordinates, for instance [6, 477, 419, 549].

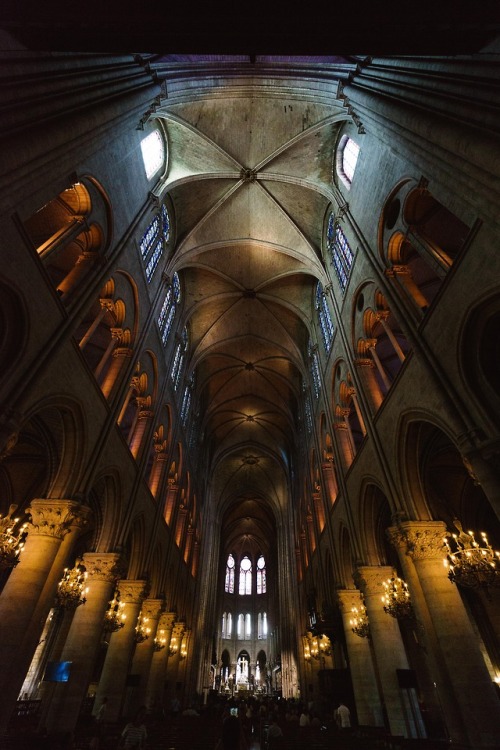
[350, 603, 370, 639]
[0, 505, 28, 570]
[381, 575, 414, 620]
[179, 640, 187, 660]
[134, 612, 151, 643]
[103, 591, 126, 632]
[444, 521, 500, 592]
[154, 628, 167, 652]
[318, 634, 332, 657]
[168, 635, 179, 656]
[56, 562, 88, 609]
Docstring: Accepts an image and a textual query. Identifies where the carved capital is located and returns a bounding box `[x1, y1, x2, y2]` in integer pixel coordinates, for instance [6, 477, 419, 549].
[141, 598, 164, 621]
[354, 565, 394, 595]
[387, 521, 447, 560]
[82, 552, 122, 582]
[336, 589, 363, 614]
[117, 579, 148, 604]
[26, 499, 91, 539]
[159, 611, 177, 631]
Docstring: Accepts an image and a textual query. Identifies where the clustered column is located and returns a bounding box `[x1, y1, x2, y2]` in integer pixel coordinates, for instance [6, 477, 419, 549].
[355, 565, 415, 737]
[44, 552, 122, 735]
[93, 580, 148, 722]
[388, 520, 500, 749]
[337, 589, 383, 727]
[0, 499, 91, 732]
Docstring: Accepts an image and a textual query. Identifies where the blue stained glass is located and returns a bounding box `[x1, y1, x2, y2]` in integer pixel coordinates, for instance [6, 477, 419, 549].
[140, 215, 160, 259]
[161, 204, 170, 243]
[146, 239, 163, 281]
[327, 216, 354, 294]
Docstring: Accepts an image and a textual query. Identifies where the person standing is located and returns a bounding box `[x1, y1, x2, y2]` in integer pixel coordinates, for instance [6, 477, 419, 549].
[335, 701, 351, 729]
[120, 706, 148, 750]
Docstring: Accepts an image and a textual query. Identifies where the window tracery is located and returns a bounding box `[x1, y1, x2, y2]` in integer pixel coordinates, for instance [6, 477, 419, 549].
[327, 214, 354, 293]
[239, 556, 252, 595]
[225, 554, 235, 593]
[316, 282, 335, 353]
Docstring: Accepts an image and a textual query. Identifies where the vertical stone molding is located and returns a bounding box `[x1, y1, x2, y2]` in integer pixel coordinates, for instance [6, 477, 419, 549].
[145, 611, 176, 712]
[337, 589, 383, 727]
[165, 621, 185, 692]
[44, 552, 122, 734]
[0, 499, 90, 732]
[93, 580, 148, 722]
[355, 566, 416, 738]
[388, 521, 500, 748]
[129, 599, 164, 711]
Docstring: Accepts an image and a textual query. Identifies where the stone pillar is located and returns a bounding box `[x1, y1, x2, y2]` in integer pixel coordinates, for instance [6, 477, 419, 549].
[165, 622, 184, 700]
[0, 499, 89, 732]
[321, 460, 338, 508]
[388, 521, 500, 748]
[355, 357, 384, 412]
[129, 405, 153, 460]
[44, 552, 122, 735]
[164, 479, 178, 526]
[355, 566, 413, 737]
[93, 580, 147, 722]
[337, 589, 384, 727]
[130, 599, 163, 710]
[100, 346, 133, 399]
[145, 612, 176, 713]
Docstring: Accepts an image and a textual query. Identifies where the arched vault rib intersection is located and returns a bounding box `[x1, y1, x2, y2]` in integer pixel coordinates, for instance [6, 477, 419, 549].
[157, 83, 344, 529]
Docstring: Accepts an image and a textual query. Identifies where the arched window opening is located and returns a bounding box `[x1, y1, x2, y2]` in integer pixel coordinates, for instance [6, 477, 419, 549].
[225, 554, 235, 593]
[387, 233, 442, 310]
[327, 214, 354, 293]
[23, 182, 104, 302]
[245, 613, 252, 639]
[316, 282, 335, 353]
[256, 555, 266, 594]
[140, 129, 165, 180]
[404, 188, 471, 266]
[237, 613, 244, 639]
[239, 556, 252, 595]
[222, 612, 232, 639]
[258, 612, 268, 639]
[336, 135, 360, 189]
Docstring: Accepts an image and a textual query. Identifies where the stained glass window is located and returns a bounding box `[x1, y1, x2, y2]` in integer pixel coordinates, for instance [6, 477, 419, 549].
[256, 555, 266, 594]
[157, 272, 180, 346]
[141, 130, 165, 180]
[141, 203, 170, 282]
[225, 554, 235, 593]
[239, 556, 252, 595]
[316, 282, 335, 353]
[342, 138, 360, 183]
[327, 214, 354, 293]
[171, 327, 188, 390]
[308, 339, 322, 399]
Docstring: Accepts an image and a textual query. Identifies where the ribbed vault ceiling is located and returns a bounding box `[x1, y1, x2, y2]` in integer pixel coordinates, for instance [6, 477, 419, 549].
[156, 64, 348, 543]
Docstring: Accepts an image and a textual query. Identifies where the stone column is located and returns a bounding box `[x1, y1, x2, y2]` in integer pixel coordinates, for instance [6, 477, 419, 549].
[321, 460, 338, 508]
[355, 566, 413, 737]
[130, 599, 164, 710]
[388, 521, 500, 748]
[93, 580, 147, 722]
[355, 357, 384, 412]
[145, 612, 176, 713]
[164, 479, 178, 526]
[44, 552, 122, 735]
[337, 589, 384, 727]
[165, 622, 184, 699]
[0, 499, 89, 732]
